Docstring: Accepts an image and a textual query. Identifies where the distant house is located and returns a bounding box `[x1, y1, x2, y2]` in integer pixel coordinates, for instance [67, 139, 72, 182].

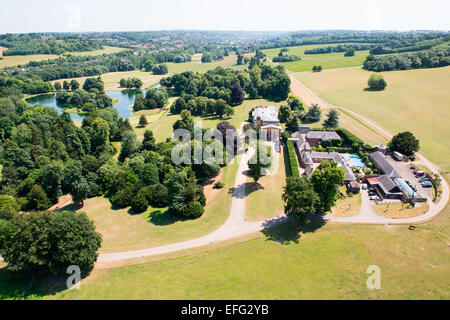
[369, 151, 402, 179]
[305, 131, 341, 147]
[251, 106, 281, 141]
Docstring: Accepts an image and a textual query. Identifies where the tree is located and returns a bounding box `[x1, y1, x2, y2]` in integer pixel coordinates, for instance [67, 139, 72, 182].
[223, 105, 234, 118]
[237, 54, 244, 65]
[70, 79, 80, 91]
[230, 83, 245, 105]
[119, 130, 138, 162]
[344, 48, 355, 56]
[282, 176, 320, 222]
[152, 64, 168, 75]
[26, 185, 51, 211]
[368, 74, 387, 90]
[310, 161, 345, 213]
[141, 130, 156, 151]
[71, 177, 90, 207]
[303, 104, 322, 123]
[83, 77, 104, 92]
[0, 211, 102, 274]
[389, 131, 419, 156]
[278, 105, 293, 123]
[173, 110, 194, 133]
[130, 189, 148, 213]
[248, 144, 272, 183]
[0, 195, 19, 220]
[138, 114, 148, 127]
[63, 80, 70, 91]
[323, 109, 340, 129]
[214, 99, 228, 117]
[54, 82, 62, 91]
[286, 116, 299, 133]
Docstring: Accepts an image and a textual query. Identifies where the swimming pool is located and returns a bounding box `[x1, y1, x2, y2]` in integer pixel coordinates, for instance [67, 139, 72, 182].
[349, 155, 365, 167]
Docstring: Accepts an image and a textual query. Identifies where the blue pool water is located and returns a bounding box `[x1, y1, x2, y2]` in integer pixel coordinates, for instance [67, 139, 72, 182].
[349, 155, 365, 167]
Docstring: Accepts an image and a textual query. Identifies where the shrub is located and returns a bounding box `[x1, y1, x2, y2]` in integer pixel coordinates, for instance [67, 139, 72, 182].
[368, 74, 387, 90]
[130, 190, 148, 213]
[185, 201, 204, 218]
[214, 181, 225, 189]
[286, 140, 300, 179]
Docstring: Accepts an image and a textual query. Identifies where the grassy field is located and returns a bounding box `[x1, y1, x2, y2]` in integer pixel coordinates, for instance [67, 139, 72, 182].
[1, 173, 449, 299]
[328, 186, 362, 217]
[245, 147, 286, 222]
[50, 71, 164, 91]
[294, 66, 450, 171]
[373, 202, 429, 219]
[166, 53, 251, 74]
[263, 43, 370, 72]
[0, 46, 126, 69]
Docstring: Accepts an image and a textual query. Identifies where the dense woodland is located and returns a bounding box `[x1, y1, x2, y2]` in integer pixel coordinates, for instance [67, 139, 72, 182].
[0, 34, 104, 55]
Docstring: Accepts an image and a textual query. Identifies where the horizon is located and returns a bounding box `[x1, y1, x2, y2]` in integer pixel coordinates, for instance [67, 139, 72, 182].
[1, 0, 449, 34]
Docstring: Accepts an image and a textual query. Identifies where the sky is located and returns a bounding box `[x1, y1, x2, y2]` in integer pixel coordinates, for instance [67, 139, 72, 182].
[0, 0, 449, 34]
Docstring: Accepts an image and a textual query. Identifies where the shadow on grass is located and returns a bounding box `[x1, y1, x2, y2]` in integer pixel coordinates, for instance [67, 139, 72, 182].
[363, 87, 385, 92]
[0, 266, 93, 300]
[146, 209, 193, 226]
[228, 182, 263, 199]
[261, 217, 327, 245]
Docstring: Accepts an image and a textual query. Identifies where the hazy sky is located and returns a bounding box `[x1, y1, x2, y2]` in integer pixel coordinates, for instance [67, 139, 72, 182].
[1, 0, 449, 34]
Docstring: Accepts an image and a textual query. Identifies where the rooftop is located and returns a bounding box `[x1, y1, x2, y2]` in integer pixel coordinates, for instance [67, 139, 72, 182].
[252, 106, 279, 123]
[306, 131, 341, 141]
[369, 151, 402, 179]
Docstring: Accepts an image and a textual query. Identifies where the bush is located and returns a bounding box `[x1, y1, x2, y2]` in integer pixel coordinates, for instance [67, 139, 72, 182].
[367, 74, 387, 90]
[130, 190, 148, 213]
[213, 181, 225, 189]
[143, 184, 168, 207]
[286, 140, 300, 179]
[185, 201, 204, 218]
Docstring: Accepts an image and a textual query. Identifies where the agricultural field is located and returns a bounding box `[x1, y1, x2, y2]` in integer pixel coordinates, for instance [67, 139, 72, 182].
[0, 46, 126, 69]
[294, 66, 450, 171]
[50, 70, 165, 91]
[263, 43, 371, 72]
[5, 174, 446, 299]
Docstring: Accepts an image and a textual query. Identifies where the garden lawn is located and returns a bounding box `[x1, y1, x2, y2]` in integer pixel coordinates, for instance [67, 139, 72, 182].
[294, 66, 450, 171]
[263, 43, 370, 72]
[373, 202, 429, 219]
[245, 147, 286, 222]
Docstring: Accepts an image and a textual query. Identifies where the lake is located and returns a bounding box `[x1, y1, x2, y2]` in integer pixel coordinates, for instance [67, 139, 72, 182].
[26, 90, 145, 120]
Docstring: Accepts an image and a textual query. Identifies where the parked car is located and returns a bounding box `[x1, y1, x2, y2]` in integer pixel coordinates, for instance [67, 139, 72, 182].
[412, 187, 417, 192]
[362, 184, 368, 190]
[421, 182, 432, 188]
[368, 191, 376, 196]
[370, 196, 381, 201]
[415, 170, 425, 177]
[419, 177, 429, 183]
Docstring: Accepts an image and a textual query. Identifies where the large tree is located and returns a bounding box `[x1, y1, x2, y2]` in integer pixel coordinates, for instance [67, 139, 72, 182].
[323, 109, 340, 129]
[0, 211, 102, 274]
[230, 83, 245, 105]
[310, 161, 345, 213]
[282, 176, 320, 222]
[248, 144, 272, 183]
[389, 131, 419, 156]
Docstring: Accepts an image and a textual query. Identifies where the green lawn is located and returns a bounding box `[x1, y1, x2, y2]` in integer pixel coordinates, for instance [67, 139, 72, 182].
[0, 46, 126, 69]
[15, 173, 448, 299]
[294, 66, 450, 171]
[263, 43, 370, 72]
[245, 146, 286, 222]
[166, 53, 251, 74]
[50, 71, 164, 91]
